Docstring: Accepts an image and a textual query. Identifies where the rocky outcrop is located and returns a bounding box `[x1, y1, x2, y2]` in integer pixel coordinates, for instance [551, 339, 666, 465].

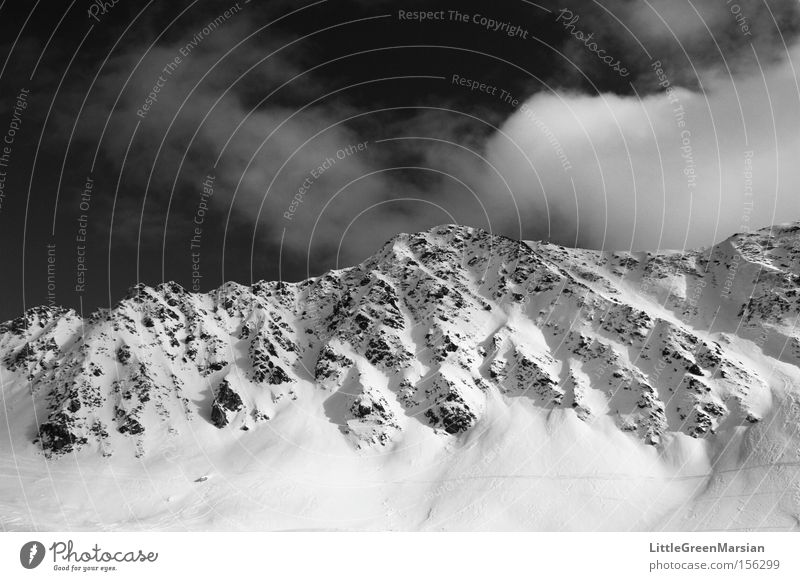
[210, 379, 245, 429]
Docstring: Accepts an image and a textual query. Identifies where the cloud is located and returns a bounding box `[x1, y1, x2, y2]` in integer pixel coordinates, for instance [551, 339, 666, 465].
[55, 14, 516, 279]
[482, 42, 800, 251]
[554, 0, 800, 92]
[58, 17, 421, 277]
[46, 0, 800, 282]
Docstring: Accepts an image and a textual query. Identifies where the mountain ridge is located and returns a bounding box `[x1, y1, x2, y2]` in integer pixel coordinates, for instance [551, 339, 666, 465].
[2, 222, 799, 530]
[3, 222, 798, 453]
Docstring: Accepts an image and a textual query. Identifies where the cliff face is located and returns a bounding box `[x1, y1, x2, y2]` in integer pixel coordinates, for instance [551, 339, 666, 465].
[3, 223, 798, 458]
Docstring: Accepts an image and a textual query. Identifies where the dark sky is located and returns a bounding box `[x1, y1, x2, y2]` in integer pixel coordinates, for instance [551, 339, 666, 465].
[1, 0, 799, 320]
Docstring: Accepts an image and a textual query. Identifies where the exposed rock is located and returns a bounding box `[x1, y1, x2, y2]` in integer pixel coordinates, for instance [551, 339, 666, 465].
[0, 223, 795, 456]
[210, 380, 245, 429]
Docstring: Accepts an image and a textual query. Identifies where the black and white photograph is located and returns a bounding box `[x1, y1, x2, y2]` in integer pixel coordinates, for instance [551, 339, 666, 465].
[1, 0, 799, 577]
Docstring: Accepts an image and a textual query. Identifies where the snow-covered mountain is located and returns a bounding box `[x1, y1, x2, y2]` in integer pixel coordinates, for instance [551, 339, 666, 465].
[2, 223, 800, 531]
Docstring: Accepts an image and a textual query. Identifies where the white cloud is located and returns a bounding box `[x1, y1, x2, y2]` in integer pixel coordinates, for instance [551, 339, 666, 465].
[484, 44, 800, 251]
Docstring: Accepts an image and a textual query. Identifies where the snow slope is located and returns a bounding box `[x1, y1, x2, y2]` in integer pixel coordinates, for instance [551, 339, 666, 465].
[1, 223, 799, 531]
